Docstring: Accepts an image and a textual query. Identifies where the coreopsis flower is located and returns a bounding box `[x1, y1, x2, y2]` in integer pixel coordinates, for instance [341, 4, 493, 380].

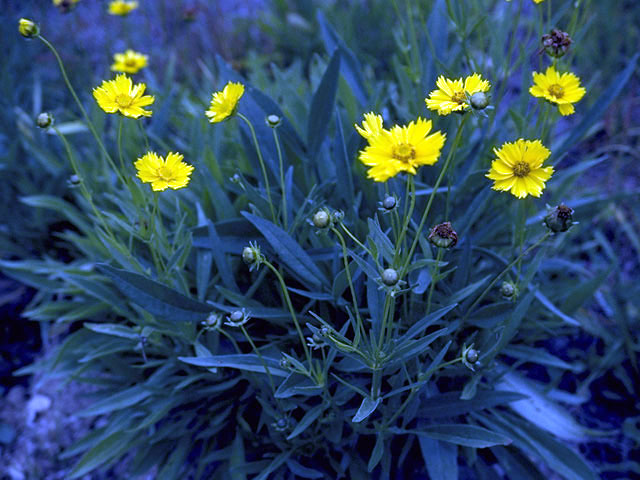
[358, 118, 446, 182]
[486, 139, 554, 199]
[205, 82, 244, 123]
[134, 151, 194, 191]
[355, 112, 384, 141]
[426, 73, 491, 116]
[19, 18, 39, 38]
[529, 66, 586, 116]
[111, 49, 148, 74]
[92, 74, 154, 118]
[108, 0, 138, 15]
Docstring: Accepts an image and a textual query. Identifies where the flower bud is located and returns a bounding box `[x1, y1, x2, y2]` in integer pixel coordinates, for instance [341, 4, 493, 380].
[36, 112, 54, 129]
[68, 174, 81, 187]
[225, 309, 250, 327]
[465, 349, 479, 364]
[312, 210, 330, 229]
[500, 281, 517, 299]
[470, 92, 489, 110]
[331, 210, 344, 224]
[381, 268, 399, 287]
[541, 29, 572, 58]
[201, 312, 222, 330]
[428, 222, 458, 248]
[544, 204, 574, 233]
[230, 173, 241, 184]
[265, 114, 281, 128]
[19, 18, 39, 38]
[462, 343, 480, 371]
[382, 195, 397, 211]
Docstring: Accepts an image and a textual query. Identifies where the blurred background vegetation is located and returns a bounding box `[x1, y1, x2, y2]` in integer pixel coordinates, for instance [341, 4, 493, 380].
[1, 0, 639, 478]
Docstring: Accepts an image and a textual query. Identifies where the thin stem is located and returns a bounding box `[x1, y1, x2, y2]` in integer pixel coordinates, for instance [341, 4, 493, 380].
[465, 232, 551, 317]
[331, 227, 366, 344]
[117, 117, 126, 171]
[240, 324, 277, 395]
[272, 128, 288, 230]
[395, 176, 416, 264]
[340, 223, 379, 267]
[264, 261, 313, 369]
[426, 247, 444, 314]
[37, 35, 127, 187]
[400, 115, 468, 277]
[237, 113, 277, 223]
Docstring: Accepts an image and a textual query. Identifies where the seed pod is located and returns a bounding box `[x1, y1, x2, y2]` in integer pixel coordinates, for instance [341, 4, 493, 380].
[541, 29, 572, 58]
[544, 204, 574, 233]
[428, 222, 458, 248]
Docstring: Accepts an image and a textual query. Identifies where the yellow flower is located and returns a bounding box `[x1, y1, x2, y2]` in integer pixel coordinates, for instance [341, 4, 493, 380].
[358, 118, 446, 182]
[486, 139, 554, 199]
[426, 73, 491, 116]
[108, 0, 138, 15]
[355, 112, 384, 141]
[135, 152, 194, 191]
[19, 18, 39, 38]
[111, 49, 148, 74]
[529, 66, 586, 116]
[205, 82, 245, 123]
[92, 74, 154, 118]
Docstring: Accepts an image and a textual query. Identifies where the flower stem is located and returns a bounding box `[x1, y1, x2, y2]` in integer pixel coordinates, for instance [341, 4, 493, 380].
[426, 247, 444, 314]
[237, 113, 277, 223]
[400, 115, 468, 277]
[272, 128, 288, 230]
[240, 324, 277, 396]
[37, 35, 126, 187]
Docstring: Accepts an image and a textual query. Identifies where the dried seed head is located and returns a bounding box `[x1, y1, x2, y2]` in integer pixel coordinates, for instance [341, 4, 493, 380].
[428, 222, 458, 248]
[541, 29, 572, 58]
[544, 204, 574, 233]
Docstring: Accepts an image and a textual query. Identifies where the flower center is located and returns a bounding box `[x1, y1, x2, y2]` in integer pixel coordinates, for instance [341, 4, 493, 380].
[393, 143, 415, 163]
[125, 58, 137, 67]
[115, 93, 133, 107]
[548, 84, 564, 98]
[157, 166, 174, 180]
[513, 161, 531, 178]
[451, 90, 467, 104]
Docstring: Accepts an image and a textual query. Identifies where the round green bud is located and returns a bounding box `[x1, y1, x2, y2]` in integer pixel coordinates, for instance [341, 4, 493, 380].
[229, 310, 244, 323]
[266, 114, 281, 128]
[500, 281, 516, 298]
[465, 349, 479, 364]
[312, 210, 330, 229]
[36, 112, 54, 129]
[382, 195, 397, 210]
[470, 92, 489, 110]
[382, 268, 399, 286]
[68, 174, 81, 186]
[242, 246, 256, 264]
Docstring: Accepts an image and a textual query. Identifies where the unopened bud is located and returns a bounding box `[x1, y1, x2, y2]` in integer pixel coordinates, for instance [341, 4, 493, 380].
[68, 174, 81, 187]
[428, 222, 458, 248]
[225, 309, 250, 327]
[312, 210, 330, 229]
[266, 114, 281, 128]
[381, 268, 399, 286]
[19, 18, 39, 38]
[465, 349, 479, 364]
[544, 204, 574, 233]
[242, 247, 255, 264]
[36, 112, 54, 129]
[382, 195, 397, 211]
[470, 92, 489, 110]
[500, 281, 517, 299]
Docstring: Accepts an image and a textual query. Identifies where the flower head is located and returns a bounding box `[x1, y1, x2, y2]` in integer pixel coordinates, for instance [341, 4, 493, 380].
[355, 112, 384, 141]
[111, 49, 148, 74]
[426, 73, 491, 116]
[92, 74, 154, 118]
[134, 151, 194, 191]
[486, 139, 554, 199]
[541, 29, 572, 58]
[358, 118, 446, 182]
[108, 0, 138, 15]
[53, 0, 80, 12]
[205, 82, 244, 123]
[529, 66, 586, 116]
[19, 18, 39, 38]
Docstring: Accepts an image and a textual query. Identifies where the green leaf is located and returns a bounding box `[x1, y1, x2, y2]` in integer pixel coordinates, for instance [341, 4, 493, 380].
[179, 354, 289, 377]
[367, 433, 385, 472]
[287, 404, 325, 440]
[254, 451, 291, 480]
[69, 431, 136, 479]
[97, 264, 213, 322]
[352, 396, 381, 423]
[275, 373, 323, 399]
[392, 424, 512, 448]
[83, 323, 140, 340]
[242, 212, 326, 287]
[77, 386, 152, 417]
[419, 438, 458, 480]
[419, 390, 527, 418]
[307, 50, 341, 159]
